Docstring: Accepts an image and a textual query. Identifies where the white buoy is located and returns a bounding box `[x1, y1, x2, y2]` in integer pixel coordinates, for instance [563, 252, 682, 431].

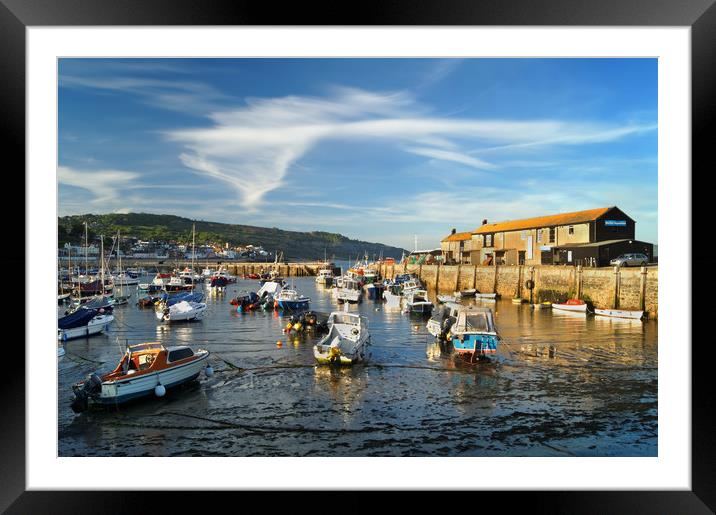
[154, 384, 166, 397]
[205, 365, 214, 377]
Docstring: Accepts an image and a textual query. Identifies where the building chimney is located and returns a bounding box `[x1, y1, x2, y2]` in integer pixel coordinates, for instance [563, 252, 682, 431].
[482, 219, 488, 225]
[451, 228, 456, 234]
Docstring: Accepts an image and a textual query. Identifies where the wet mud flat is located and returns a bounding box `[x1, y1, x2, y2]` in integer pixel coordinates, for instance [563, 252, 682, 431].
[58, 277, 657, 457]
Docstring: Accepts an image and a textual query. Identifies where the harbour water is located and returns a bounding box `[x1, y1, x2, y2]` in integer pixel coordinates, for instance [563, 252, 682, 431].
[58, 275, 657, 457]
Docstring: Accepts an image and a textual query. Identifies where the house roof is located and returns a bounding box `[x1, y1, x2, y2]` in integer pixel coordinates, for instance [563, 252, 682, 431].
[441, 231, 473, 242]
[472, 207, 616, 234]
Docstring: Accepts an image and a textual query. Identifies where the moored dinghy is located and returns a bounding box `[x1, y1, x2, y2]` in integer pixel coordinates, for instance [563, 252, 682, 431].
[552, 299, 588, 313]
[594, 308, 644, 320]
[70, 342, 211, 413]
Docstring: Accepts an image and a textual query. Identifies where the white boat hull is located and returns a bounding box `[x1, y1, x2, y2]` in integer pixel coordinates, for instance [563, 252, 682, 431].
[594, 308, 643, 320]
[475, 293, 498, 299]
[58, 314, 114, 340]
[157, 302, 207, 322]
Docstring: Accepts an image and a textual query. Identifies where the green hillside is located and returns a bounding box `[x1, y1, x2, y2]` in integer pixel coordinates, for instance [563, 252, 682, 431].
[58, 213, 407, 261]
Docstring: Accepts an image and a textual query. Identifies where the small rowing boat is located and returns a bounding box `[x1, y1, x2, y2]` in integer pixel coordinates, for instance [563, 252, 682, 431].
[552, 299, 587, 313]
[594, 308, 644, 320]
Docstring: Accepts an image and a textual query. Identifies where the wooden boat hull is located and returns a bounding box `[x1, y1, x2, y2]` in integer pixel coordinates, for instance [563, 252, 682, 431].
[594, 309, 643, 320]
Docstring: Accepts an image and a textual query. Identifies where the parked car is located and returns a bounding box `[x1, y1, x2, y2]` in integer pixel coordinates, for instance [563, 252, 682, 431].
[610, 253, 649, 267]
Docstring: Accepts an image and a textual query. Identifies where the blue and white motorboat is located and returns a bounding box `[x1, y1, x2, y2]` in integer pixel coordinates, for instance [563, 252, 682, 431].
[450, 306, 500, 362]
[276, 288, 310, 311]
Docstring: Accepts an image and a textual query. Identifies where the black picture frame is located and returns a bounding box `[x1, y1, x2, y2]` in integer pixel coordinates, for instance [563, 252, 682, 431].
[2, 1, 711, 512]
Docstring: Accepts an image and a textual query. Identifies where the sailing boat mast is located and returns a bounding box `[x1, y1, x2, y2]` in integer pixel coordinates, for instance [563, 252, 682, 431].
[191, 223, 196, 293]
[117, 230, 124, 298]
[84, 221, 89, 277]
[100, 235, 105, 295]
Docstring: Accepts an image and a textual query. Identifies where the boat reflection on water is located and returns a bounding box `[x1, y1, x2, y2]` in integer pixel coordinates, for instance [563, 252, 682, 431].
[312, 365, 369, 426]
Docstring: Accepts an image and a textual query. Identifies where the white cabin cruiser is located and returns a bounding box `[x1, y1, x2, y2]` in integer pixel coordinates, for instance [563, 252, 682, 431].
[313, 310, 370, 365]
[404, 288, 433, 314]
[156, 300, 207, 322]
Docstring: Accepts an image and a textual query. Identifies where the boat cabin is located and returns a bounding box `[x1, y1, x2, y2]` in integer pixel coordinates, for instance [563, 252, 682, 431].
[452, 307, 497, 335]
[105, 342, 198, 380]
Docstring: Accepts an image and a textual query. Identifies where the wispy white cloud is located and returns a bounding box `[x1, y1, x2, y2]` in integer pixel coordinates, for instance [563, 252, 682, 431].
[58, 166, 140, 207]
[166, 87, 654, 208]
[59, 74, 232, 113]
[404, 146, 497, 170]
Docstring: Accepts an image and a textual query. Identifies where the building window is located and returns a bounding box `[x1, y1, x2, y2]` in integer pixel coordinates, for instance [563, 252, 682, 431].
[537, 229, 542, 242]
[549, 227, 555, 243]
[568, 225, 574, 235]
[486, 234, 492, 247]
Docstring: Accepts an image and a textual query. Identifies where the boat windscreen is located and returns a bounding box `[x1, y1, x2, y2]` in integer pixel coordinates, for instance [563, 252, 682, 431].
[332, 314, 359, 325]
[464, 314, 489, 331]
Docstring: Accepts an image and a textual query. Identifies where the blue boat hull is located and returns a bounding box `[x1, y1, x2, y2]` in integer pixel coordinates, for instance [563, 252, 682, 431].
[278, 299, 310, 311]
[452, 333, 498, 356]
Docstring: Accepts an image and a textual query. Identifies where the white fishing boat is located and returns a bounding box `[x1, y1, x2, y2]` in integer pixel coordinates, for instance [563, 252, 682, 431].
[315, 266, 334, 286]
[474, 292, 498, 300]
[70, 342, 211, 413]
[594, 308, 644, 320]
[531, 302, 552, 310]
[332, 277, 362, 304]
[58, 309, 114, 341]
[552, 299, 588, 313]
[437, 294, 460, 304]
[57, 292, 72, 302]
[401, 280, 421, 295]
[455, 289, 477, 298]
[313, 309, 370, 365]
[112, 272, 139, 285]
[404, 289, 433, 314]
[450, 306, 500, 362]
[382, 283, 403, 308]
[156, 300, 207, 322]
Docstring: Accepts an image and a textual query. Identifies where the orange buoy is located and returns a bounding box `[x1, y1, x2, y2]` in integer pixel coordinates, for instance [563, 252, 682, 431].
[276, 340, 283, 347]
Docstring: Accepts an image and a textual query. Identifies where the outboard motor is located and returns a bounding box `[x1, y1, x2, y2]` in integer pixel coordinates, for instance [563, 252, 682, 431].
[70, 373, 102, 413]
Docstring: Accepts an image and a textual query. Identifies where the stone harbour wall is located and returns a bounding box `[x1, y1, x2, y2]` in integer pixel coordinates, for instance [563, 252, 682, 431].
[380, 262, 658, 319]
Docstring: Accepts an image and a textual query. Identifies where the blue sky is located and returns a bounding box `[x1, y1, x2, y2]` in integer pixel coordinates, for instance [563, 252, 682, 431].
[58, 58, 658, 250]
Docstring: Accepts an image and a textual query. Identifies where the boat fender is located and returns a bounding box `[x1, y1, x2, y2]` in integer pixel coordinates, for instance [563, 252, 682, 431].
[154, 384, 166, 397]
[525, 279, 535, 290]
[205, 365, 214, 377]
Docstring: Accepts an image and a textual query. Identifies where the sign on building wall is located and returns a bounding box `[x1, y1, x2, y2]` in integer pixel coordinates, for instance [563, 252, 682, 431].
[604, 220, 626, 226]
[527, 235, 533, 259]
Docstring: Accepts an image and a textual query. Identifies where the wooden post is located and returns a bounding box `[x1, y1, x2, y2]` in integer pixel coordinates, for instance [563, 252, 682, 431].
[529, 266, 535, 304]
[517, 265, 523, 299]
[435, 263, 441, 294]
[493, 262, 499, 295]
[576, 264, 583, 300]
[613, 265, 621, 309]
[455, 264, 461, 292]
[472, 265, 477, 290]
[391, 263, 395, 280]
[639, 266, 647, 311]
